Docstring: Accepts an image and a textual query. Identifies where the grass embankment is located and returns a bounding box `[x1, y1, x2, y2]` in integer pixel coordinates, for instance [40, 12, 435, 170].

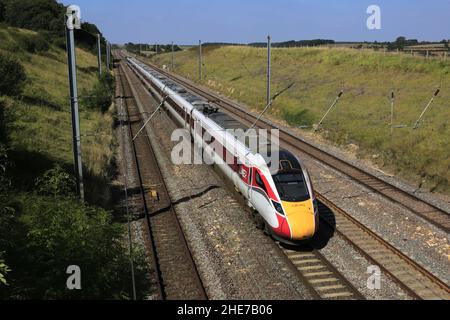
[0, 26, 114, 205]
[0, 26, 151, 299]
[148, 46, 450, 194]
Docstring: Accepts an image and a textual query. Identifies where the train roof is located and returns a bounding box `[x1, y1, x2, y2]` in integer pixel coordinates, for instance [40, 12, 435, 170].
[208, 112, 247, 131]
[278, 149, 302, 171]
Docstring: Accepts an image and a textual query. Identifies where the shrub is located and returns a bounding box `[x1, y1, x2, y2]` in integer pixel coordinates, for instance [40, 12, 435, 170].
[17, 34, 50, 53]
[32, 36, 50, 52]
[0, 258, 10, 286]
[0, 100, 6, 143]
[0, 145, 13, 289]
[2, 0, 65, 35]
[53, 37, 67, 50]
[1, 0, 104, 51]
[0, 236, 11, 287]
[82, 73, 115, 113]
[102, 72, 115, 90]
[0, 195, 149, 299]
[0, 1, 4, 22]
[35, 165, 76, 198]
[0, 144, 10, 193]
[0, 53, 27, 97]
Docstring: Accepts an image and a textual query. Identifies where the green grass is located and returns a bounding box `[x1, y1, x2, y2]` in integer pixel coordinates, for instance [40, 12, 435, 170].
[0, 26, 151, 299]
[148, 46, 450, 194]
[0, 26, 114, 205]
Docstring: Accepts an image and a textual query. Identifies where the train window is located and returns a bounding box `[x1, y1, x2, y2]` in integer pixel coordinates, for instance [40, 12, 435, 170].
[205, 136, 215, 144]
[280, 160, 293, 171]
[273, 171, 310, 202]
[255, 171, 268, 194]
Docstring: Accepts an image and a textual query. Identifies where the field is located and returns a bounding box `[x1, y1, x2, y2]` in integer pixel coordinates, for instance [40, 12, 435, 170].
[0, 26, 114, 205]
[148, 46, 450, 194]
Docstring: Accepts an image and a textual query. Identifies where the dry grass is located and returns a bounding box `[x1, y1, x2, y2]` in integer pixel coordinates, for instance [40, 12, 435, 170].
[0, 26, 115, 203]
[148, 46, 450, 194]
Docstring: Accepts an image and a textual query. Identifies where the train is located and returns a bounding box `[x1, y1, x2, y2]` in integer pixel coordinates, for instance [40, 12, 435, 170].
[126, 57, 319, 244]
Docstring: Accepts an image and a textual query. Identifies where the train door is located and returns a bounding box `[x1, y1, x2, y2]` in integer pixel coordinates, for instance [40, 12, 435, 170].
[184, 108, 188, 130]
[247, 167, 253, 203]
[189, 109, 196, 139]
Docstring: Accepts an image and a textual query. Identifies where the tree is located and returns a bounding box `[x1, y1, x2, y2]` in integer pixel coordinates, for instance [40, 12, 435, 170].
[0, 194, 149, 299]
[395, 36, 407, 50]
[0, 0, 5, 22]
[0, 100, 6, 144]
[35, 166, 76, 198]
[0, 145, 13, 289]
[0, 144, 10, 192]
[0, 258, 10, 286]
[0, 53, 27, 97]
[75, 22, 103, 52]
[1, 0, 103, 48]
[2, 0, 65, 34]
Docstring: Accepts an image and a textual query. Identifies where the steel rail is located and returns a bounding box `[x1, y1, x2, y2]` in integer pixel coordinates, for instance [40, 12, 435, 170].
[117, 58, 207, 300]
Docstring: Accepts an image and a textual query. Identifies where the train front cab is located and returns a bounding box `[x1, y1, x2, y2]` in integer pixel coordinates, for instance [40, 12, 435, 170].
[275, 150, 318, 242]
[272, 165, 317, 241]
[250, 150, 318, 243]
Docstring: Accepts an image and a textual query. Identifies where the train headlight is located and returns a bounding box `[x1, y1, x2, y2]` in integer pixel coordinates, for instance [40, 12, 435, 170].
[272, 201, 285, 216]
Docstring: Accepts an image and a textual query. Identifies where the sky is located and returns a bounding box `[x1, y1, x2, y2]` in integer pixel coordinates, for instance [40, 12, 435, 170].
[60, 0, 450, 44]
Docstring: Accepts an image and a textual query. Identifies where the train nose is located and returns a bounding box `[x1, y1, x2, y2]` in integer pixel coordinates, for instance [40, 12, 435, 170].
[282, 201, 316, 240]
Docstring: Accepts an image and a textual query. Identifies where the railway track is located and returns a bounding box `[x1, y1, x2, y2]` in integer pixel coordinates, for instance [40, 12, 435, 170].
[134, 57, 450, 234]
[279, 244, 364, 300]
[117, 60, 207, 300]
[119, 52, 367, 300]
[316, 194, 450, 300]
[280, 195, 449, 300]
[124, 55, 450, 300]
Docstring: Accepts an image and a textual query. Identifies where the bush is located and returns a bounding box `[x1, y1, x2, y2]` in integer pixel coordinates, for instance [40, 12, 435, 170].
[0, 53, 27, 97]
[0, 165, 148, 299]
[0, 1, 4, 22]
[32, 36, 50, 53]
[0, 145, 13, 289]
[0, 258, 10, 286]
[1, 0, 102, 49]
[53, 37, 67, 50]
[101, 72, 115, 92]
[0, 144, 10, 193]
[2, 0, 65, 35]
[35, 165, 76, 198]
[0, 195, 149, 299]
[17, 34, 50, 53]
[0, 100, 6, 143]
[82, 73, 115, 113]
[74, 22, 103, 53]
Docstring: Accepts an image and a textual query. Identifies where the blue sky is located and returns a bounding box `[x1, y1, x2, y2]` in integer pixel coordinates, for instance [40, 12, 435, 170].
[61, 0, 450, 44]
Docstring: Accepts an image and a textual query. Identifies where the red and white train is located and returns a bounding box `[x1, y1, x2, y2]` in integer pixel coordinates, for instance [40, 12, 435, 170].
[127, 57, 319, 244]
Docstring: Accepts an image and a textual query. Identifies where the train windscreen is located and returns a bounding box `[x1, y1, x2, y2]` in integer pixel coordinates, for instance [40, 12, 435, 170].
[273, 171, 310, 202]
